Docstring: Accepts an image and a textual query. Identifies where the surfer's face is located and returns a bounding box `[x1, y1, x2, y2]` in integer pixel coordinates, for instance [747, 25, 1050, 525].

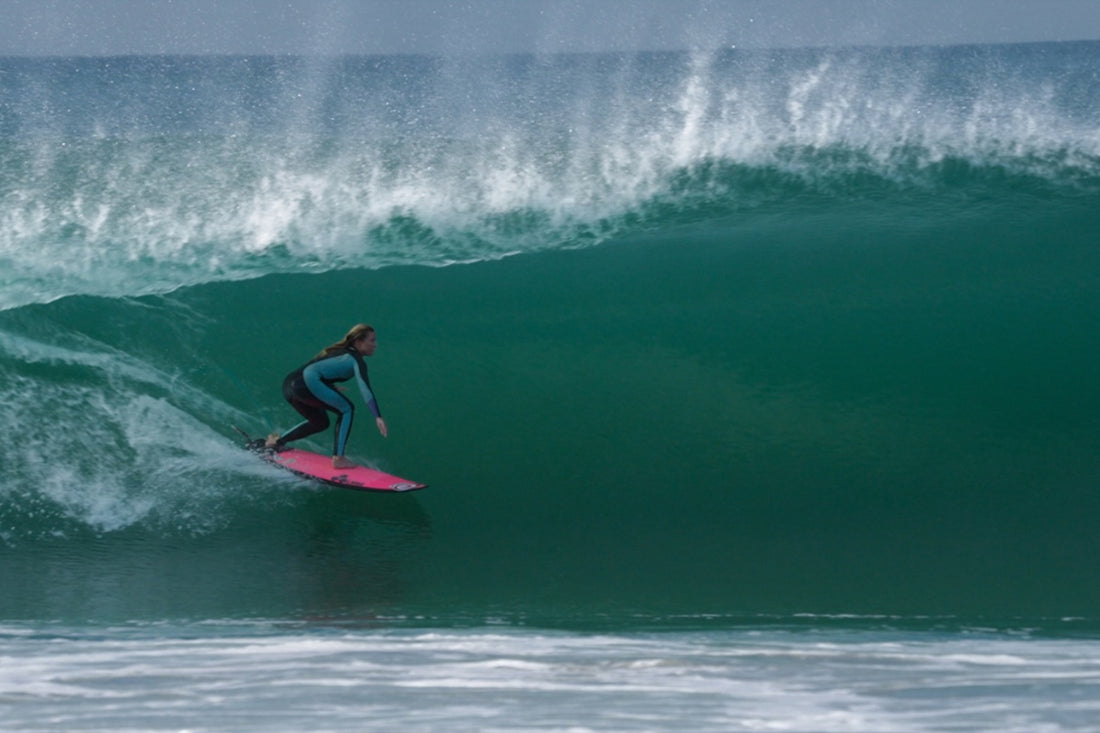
[354, 331, 377, 356]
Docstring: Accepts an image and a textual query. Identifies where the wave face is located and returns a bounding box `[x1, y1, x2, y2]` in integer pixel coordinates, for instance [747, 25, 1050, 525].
[2, 43, 1100, 627]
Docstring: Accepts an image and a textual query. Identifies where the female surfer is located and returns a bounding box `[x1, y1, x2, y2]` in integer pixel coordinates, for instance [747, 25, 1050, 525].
[264, 324, 388, 469]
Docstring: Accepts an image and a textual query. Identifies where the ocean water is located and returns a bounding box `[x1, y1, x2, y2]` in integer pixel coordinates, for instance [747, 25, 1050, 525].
[2, 41, 1100, 730]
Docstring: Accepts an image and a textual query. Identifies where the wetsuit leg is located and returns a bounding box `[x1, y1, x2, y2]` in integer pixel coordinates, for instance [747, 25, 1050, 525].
[279, 398, 330, 445]
[303, 372, 356, 456]
[277, 374, 330, 446]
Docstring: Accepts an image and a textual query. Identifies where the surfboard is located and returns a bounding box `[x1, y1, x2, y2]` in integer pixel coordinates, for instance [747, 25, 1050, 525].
[234, 427, 427, 493]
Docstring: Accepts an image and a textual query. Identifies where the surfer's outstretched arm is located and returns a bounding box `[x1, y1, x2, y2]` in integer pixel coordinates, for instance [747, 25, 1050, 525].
[348, 348, 387, 438]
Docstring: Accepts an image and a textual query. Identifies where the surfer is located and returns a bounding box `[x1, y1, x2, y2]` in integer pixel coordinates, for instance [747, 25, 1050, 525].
[264, 324, 388, 469]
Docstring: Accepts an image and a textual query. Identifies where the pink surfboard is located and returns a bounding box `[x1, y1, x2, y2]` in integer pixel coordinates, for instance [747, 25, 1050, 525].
[264, 447, 426, 492]
[236, 427, 427, 492]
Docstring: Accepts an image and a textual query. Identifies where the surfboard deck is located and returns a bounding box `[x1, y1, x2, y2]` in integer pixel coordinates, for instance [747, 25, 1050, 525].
[234, 427, 427, 493]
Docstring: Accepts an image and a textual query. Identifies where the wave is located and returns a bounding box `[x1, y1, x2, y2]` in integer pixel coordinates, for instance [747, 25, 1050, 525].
[3, 205, 1100, 621]
[3, 44, 1100, 623]
[2, 43, 1098, 308]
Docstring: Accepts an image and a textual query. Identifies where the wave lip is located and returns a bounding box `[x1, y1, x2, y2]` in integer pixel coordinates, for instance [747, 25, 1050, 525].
[2, 43, 1098, 308]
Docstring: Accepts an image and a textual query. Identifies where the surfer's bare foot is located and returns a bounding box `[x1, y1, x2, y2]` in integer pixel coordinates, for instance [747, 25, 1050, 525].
[332, 456, 355, 469]
[265, 433, 280, 448]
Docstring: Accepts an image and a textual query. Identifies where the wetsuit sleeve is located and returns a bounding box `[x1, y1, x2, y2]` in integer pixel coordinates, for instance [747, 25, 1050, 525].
[351, 353, 382, 418]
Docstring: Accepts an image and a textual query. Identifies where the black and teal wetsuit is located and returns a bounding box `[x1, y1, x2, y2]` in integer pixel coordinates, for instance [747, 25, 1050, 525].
[277, 346, 381, 456]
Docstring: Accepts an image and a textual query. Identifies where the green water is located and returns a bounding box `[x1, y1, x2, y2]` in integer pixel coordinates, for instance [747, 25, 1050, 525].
[4, 186, 1100, 626]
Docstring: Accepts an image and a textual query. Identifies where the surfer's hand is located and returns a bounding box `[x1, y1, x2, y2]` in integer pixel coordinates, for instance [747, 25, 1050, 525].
[377, 417, 388, 438]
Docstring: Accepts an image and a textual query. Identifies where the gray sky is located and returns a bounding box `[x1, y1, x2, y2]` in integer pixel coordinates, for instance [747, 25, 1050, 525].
[3, 0, 1100, 56]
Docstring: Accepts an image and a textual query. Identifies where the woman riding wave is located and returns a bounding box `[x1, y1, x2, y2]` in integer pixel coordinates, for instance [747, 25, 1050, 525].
[264, 324, 388, 469]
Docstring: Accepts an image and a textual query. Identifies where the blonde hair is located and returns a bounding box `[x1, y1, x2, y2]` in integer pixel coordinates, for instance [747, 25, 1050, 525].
[316, 324, 375, 359]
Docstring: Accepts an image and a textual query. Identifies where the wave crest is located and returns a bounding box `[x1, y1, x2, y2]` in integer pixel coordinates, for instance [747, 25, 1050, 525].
[2, 44, 1097, 307]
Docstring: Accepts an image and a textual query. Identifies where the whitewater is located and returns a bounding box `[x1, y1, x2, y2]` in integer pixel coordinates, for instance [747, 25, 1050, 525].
[3, 44, 1097, 309]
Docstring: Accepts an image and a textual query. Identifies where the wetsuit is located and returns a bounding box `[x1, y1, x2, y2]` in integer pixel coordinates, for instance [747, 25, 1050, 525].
[277, 346, 381, 456]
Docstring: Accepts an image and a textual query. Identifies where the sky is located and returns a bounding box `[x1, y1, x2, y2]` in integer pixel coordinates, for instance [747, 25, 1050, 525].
[3, 0, 1100, 56]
